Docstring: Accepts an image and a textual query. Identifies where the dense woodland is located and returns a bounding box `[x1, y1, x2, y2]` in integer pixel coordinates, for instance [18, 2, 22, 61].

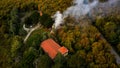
[0, 0, 120, 68]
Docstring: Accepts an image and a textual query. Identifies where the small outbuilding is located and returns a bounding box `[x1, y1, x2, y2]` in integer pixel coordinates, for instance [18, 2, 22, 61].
[41, 39, 68, 59]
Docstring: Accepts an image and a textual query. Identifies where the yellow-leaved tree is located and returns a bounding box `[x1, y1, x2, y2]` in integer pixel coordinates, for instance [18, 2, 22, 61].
[37, 0, 72, 15]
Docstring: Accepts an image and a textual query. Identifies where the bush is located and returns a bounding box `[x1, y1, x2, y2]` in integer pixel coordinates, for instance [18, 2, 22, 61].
[24, 11, 40, 26]
[40, 14, 54, 28]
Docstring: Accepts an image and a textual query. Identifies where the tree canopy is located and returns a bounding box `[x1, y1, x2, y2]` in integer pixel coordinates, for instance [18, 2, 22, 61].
[0, 0, 120, 68]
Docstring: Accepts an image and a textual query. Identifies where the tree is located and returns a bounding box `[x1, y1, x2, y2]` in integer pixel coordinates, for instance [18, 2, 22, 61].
[37, 0, 72, 15]
[36, 54, 52, 68]
[11, 36, 22, 58]
[67, 51, 86, 68]
[26, 29, 49, 49]
[39, 14, 54, 28]
[117, 43, 120, 53]
[103, 22, 117, 43]
[53, 53, 66, 68]
[24, 11, 40, 27]
[19, 47, 38, 68]
[9, 8, 20, 35]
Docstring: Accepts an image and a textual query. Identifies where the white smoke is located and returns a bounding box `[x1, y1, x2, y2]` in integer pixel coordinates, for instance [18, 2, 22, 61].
[98, 0, 118, 7]
[92, 0, 119, 18]
[52, 0, 98, 29]
[51, 0, 119, 30]
[63, 0, 98, 19]
[51, 11, 63, 29]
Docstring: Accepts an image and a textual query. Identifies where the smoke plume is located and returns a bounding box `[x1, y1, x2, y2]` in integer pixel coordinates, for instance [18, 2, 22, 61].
[52, 0, 119, 29]
[63, 0, 98, 19]
[51, 11, 63, 29]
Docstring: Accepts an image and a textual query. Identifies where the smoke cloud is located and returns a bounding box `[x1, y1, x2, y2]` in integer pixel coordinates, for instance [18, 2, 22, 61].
[52, 0, 119, 29]
[92, 0, 119, 18]
[51, 11, 63, 29]
[63, 0, 98, 19]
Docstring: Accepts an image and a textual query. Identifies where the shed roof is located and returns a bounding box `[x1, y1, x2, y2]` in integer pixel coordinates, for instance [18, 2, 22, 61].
[58, 46, 68, 55]
[41, 39, 68, 59]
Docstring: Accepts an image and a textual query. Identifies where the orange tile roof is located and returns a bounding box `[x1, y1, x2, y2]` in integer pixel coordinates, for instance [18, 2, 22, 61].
[41, 39, 68, 59]
[58, 46, 68, 55]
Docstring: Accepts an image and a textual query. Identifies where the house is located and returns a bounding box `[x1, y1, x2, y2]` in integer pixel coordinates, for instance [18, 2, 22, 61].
[41, 39, 68, 59]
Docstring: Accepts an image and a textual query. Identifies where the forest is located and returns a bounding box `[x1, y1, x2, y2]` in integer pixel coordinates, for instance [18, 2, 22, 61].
[0, 0, 120, 68]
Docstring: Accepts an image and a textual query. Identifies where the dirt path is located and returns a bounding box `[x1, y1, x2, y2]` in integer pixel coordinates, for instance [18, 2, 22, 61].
[110, 46, 120, 64]
[23, 23, 41, 43]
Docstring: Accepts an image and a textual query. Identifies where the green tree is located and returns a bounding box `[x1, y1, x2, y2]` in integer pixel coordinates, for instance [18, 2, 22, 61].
[24, 11, 40, 27]
[26, 29, 49, 49]
[36, 55, 52, 68]
[53, 53, 66, 68]
[11, 36, 22, 58]
[9, 8, 20, 35]
[103, 22, 117, 43]
[19, 47, 38, 68]
[40, 14, 54, 28]
[67, 52, 86, 68]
